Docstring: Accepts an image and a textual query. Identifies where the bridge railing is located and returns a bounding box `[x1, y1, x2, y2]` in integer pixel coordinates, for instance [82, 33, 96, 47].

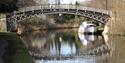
[17, 4, 110, 14]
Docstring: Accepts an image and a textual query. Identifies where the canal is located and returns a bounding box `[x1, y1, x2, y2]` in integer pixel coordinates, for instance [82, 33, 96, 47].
[0, 29, 125, 63]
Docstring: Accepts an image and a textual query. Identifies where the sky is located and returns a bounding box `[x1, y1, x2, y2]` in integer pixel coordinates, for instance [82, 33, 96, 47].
[49, 0, 91, 4]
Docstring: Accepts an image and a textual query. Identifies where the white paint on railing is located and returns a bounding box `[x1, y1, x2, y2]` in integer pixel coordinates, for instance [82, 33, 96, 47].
[15, 5, 110, 15]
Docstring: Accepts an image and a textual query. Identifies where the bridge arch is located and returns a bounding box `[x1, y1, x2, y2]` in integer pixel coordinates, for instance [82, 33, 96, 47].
[6, 4, 111, 31]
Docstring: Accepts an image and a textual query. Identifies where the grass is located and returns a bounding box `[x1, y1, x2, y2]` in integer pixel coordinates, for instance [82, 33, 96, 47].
[0, 32, 34, 63]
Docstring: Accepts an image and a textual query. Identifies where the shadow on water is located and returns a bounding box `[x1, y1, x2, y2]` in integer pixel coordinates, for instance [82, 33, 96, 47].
[0, 33, 33, 63]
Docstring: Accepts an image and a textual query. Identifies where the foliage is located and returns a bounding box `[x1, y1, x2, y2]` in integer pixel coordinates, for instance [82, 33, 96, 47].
[75, 1, 79, 6]
[62, 14, 75, 20]
[0, 0, 18, 13]
[51, 14, 82, 23]
[0, 32, 34, 63]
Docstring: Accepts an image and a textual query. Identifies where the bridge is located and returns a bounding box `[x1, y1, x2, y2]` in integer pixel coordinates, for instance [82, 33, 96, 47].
[6, 4, 111, 31]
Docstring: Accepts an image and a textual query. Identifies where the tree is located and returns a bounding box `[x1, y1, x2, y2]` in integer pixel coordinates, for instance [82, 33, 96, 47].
[0, 0, 18, 13]
[55, 0, 60, 5]
[75, 1, 79, 6]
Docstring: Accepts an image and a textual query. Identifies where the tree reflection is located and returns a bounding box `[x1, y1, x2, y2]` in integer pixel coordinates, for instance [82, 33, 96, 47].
[21, 30, 110, 63]
[21, 31, 79, 57]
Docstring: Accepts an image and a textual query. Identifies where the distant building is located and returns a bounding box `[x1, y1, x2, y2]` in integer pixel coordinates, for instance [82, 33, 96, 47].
[33, 0, 48, 5]
[48, 0, 61, 4]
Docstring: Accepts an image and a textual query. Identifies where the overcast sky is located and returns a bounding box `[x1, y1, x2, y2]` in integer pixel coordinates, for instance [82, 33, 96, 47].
[49, 0, 91, 4]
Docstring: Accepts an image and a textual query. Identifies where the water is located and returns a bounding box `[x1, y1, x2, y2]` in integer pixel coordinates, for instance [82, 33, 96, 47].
[1, 29, 125, 63]
[20, 29, 110, 63]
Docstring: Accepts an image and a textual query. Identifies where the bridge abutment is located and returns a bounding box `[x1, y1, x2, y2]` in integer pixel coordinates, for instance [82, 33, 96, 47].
[6, 21, 18, 32]
[103, 0, 125, 35]
[104, 11, 125, 35]
[0, 14, 7, 32]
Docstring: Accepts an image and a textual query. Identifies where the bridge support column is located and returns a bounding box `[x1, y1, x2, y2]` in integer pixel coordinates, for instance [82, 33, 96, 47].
[0, 14, 7, 32]
[6, 15, 18, 32]
[6, 21, 18, 32]
[105, 11, 125, 35]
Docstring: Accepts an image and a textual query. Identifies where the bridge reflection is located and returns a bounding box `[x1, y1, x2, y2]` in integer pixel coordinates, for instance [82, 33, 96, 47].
[21, 29, 110, 63]
[78, 33, 97, 46]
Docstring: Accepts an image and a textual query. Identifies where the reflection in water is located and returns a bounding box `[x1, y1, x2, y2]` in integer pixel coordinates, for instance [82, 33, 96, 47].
[21, 30, 110, 63]
[78, 33, 97, 46]
[36, 58, 96, 63]
[22, 31, 79, 57]
[50, 37, 77, 56]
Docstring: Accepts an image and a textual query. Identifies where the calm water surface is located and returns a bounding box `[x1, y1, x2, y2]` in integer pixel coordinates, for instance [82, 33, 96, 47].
[20, 29, 110, 63]
[1, 29, 125, 63]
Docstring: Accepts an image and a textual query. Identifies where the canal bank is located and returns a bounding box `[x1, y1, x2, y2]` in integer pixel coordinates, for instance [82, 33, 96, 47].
[0, 32, 34, 63]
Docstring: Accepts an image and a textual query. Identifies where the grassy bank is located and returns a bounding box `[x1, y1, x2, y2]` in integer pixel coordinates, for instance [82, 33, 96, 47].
[0, 32, 34, 63]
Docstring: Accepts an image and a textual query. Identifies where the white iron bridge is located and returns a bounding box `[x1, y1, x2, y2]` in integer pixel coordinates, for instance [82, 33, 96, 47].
[6, 4, 111, 31]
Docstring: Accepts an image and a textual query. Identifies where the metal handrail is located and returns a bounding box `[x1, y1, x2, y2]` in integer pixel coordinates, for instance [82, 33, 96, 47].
[16, 4, 110, 14]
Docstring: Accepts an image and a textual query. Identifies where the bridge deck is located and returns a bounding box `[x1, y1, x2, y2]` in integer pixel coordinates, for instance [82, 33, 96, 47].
[6, 4, 111, 31]
[16, 4, 110, 15]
